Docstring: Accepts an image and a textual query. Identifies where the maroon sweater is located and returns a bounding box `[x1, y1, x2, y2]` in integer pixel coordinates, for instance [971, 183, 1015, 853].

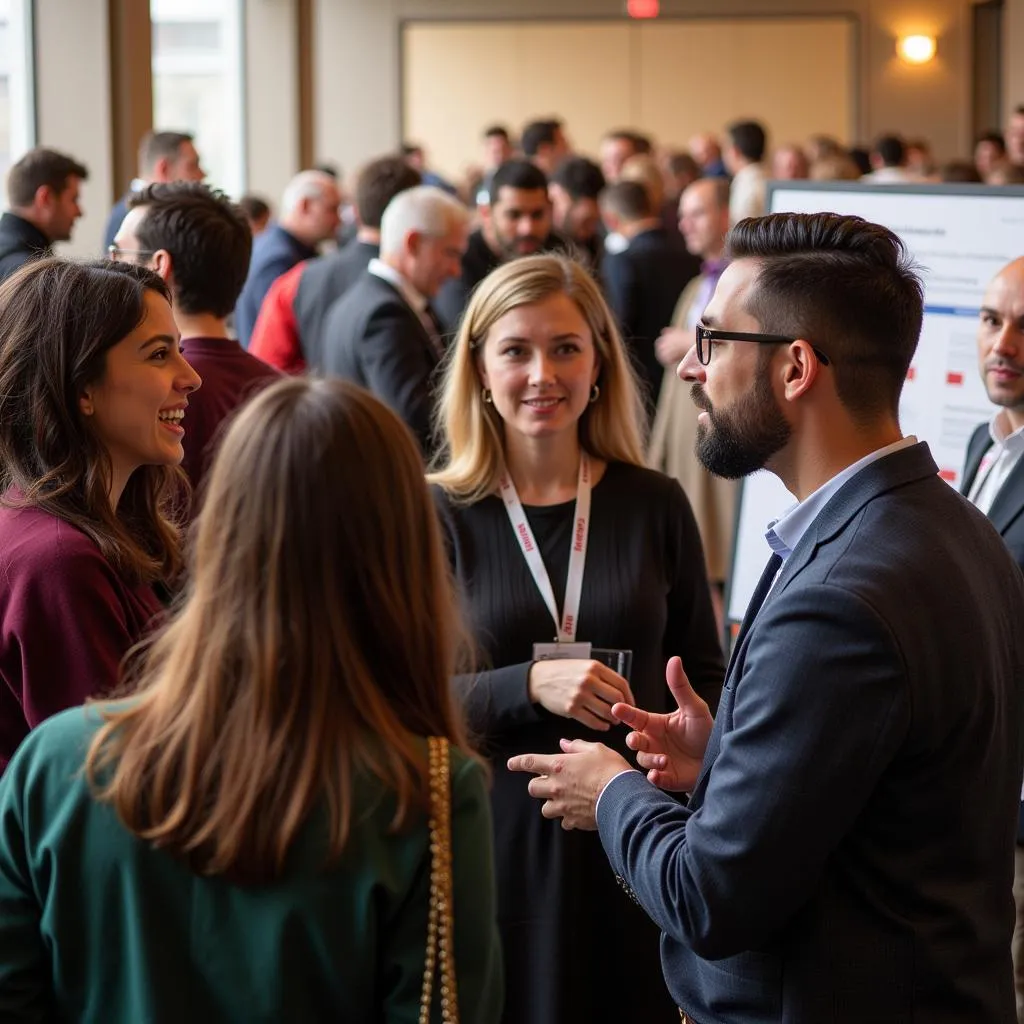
[0, 504, 163, 773]
[180, 336, 280, 501]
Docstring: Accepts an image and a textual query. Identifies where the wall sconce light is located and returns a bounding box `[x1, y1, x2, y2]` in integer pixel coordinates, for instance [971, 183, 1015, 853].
[897, 35, 936, 64]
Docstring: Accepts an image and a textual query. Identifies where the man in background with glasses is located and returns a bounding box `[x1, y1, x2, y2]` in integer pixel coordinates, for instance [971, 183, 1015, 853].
[511, 212, 1024, 1023]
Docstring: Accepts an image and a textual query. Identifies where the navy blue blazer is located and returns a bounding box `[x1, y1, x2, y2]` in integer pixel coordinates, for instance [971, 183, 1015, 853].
[598, 442, 1024, 1023]
[103, 195, 130, 252]
[601, 227, 699, 410]
[320, 272, 439, 456]
[234, 224, 317, 349]
[962, 422, 1024, 843]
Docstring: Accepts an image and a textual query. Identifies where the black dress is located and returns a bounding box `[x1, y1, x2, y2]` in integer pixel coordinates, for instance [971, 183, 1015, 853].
[434, 461, 725, 1024]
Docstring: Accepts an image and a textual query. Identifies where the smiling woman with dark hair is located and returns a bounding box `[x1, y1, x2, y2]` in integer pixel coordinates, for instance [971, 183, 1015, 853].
[0, 257, 201, 772]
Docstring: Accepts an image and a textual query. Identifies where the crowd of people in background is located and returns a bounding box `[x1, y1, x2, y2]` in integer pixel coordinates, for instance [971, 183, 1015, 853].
[0, 101, 1023, 1023]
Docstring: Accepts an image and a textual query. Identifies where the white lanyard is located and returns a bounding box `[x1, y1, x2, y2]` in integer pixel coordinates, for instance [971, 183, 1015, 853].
[498, 453, 592, 643]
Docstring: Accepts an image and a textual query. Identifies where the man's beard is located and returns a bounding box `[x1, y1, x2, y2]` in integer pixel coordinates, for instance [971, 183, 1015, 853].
[691, 377, 790, 479]
[496, 233, 544, 261]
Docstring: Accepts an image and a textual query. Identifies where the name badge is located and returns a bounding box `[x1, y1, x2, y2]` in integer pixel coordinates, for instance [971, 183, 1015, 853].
[532, 642, 592, 661]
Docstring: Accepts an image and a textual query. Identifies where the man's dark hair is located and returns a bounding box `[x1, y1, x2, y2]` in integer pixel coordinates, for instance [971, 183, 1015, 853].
[600, 180, 653, 221]
[630, 132, 653, 155]
[488, 159, 548, 203]
[128, 182, 251, 318]
[238, 194, 270, 222]
[668, 152, 701, 179]
[726, 212, 923, 421]
[727, 121, 767, 163]
[1015, 104, 1024, 117]
[551, 157, 605, 200]
[874, 135, 905, 167]
[484, 125, 510, 141]
[975, 130, 1006, 153]
[355, 155, 422, 229]
[521, 119, 561, 157]
[138, 131, 194, 176]
[939, 161, 982, 184]
[7, 148, 89, 207]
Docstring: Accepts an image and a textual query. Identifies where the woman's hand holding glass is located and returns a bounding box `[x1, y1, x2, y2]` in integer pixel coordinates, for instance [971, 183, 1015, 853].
[527, 659, 636, 732]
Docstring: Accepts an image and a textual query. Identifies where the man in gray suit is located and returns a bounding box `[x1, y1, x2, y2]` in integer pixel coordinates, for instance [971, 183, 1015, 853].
[962, 254, 1024, 1023]
[511, 213, 1024, 1022]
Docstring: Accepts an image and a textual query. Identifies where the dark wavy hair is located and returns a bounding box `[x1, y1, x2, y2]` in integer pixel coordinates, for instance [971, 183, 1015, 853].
[0, 257, 183, 583]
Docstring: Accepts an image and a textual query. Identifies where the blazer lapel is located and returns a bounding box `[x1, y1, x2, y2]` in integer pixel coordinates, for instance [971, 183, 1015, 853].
[986, 456, 1024, 536]
[726, 552, 782, 676]
[961, 427, 993, 496]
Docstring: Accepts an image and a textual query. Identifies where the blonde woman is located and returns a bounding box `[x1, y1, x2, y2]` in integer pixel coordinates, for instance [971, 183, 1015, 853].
[0, 378, 502, 1023]
[430, 254, 724, 1023]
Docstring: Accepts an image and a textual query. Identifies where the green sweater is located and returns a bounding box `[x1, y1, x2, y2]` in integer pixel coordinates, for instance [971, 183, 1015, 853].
[0, 706, 503, 1023]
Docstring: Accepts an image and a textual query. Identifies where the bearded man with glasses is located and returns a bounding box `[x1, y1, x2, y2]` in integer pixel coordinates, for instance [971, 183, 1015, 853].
[511, 212, 1024, 1024]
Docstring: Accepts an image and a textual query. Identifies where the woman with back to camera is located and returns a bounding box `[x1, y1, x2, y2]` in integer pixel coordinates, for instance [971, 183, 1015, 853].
[0, 377, 503, 1023]
[430, 253, 725, 1023]
[0, 257, 201, 773]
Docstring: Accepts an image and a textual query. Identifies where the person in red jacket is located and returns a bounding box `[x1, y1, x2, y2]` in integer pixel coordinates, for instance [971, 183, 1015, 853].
[0, 258, 200, 772]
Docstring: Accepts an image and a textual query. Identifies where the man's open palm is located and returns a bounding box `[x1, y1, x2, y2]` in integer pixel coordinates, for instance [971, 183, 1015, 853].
[612, 656, 714, 791]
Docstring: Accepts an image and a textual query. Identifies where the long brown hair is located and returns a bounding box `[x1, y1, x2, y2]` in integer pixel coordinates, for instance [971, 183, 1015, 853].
[86, 377, 475, 885]
[429, 253, 648, 503]
[0, 257, 182, 582]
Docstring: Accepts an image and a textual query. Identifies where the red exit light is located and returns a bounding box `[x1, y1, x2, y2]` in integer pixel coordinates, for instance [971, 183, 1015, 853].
[628, 0, 659, 17]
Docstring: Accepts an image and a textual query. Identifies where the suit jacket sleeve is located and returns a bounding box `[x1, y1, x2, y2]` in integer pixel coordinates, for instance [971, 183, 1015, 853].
[358, 305, 436, 454]
[433, 277, 471, 335]
[602, 252, 637, 340]
[380, 754, 503, 1023]
[597, 582, 909, 960]
[249, 264, 307, 374]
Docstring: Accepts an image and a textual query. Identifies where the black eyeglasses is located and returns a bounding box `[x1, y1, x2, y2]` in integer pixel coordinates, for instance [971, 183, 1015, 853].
[695, 324, 831, 367]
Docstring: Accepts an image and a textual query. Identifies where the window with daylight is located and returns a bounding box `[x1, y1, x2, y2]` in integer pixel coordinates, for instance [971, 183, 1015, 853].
[151, 0, 245, 196]
[0, 0, 36, 182]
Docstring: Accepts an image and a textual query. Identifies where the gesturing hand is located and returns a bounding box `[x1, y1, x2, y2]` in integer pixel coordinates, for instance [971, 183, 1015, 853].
[612, 656, 713, 791]
[507, 738, 631, 831]
[528, 659, 636, 732]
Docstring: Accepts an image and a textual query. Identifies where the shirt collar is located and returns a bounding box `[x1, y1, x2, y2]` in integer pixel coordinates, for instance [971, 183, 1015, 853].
[988, 409, 1024, 449]
[368, 258, 428, 315]
[765, 436, 919, 560]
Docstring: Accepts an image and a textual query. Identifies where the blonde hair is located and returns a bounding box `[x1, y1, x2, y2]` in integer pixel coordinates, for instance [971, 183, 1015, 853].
[86, 377, 476, 885]
[429, 254, 647, 503]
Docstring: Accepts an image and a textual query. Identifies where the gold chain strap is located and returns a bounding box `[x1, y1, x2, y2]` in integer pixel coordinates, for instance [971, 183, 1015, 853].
[419, 736, 459, 1024]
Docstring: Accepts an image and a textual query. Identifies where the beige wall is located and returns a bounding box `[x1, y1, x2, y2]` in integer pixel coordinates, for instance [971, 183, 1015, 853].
[245, 0, 301, 206]
[315, 0, 978, 176]
[33, 0, 114, 257]
[1006, 0, 1024, 118]
[404, 18, 855, 181]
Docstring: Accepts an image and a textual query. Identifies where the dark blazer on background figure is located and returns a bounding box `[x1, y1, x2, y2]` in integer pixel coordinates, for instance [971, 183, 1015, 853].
[320, 271, 440, 456]
[599, 442, 1024, 1023]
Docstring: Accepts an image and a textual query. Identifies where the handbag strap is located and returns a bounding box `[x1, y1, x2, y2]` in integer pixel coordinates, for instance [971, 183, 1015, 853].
[419, 737, 459, 1024]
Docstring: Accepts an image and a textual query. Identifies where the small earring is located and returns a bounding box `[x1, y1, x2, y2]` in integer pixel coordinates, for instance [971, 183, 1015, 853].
[482, 387, 493, 404]
[589, 384, 600, 404]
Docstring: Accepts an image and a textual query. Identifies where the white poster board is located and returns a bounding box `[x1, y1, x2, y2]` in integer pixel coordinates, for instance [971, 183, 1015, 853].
[726, 182, 1024, 626]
